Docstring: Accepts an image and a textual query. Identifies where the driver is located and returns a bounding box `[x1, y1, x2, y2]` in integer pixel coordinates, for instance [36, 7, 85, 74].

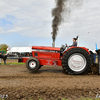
[67, 38, 77, 47]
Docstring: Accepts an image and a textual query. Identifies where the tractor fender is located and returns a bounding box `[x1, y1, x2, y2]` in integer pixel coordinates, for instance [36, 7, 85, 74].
[63, 47, 90, 56]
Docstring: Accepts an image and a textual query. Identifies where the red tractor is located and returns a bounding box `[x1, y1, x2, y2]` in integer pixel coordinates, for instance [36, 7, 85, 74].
[18, 44, 92, 75]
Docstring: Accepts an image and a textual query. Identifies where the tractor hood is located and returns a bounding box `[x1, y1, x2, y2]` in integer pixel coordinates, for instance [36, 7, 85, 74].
[32, 46, 60, 51]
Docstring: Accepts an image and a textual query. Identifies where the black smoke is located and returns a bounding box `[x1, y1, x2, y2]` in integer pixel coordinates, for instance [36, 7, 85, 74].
[51, 0, 83, 45]
[51, 0, 66, 43]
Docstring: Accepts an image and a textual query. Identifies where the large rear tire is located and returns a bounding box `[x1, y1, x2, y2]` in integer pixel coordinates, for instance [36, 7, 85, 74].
[62, 48, 91, 75]
[26, 57, 40, 72]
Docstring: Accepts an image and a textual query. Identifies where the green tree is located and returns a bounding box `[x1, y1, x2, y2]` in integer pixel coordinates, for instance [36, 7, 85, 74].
[0, 44, 8, 51]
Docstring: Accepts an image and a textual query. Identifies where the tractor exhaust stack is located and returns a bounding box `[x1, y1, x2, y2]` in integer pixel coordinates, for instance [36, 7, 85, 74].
[52, 42, 55, 47]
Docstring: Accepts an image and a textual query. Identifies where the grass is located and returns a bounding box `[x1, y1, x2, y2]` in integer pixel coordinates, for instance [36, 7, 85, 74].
[61, 98, 100, 100]
[0, 98, 100, 100]
[1, 62, 25, 65]
[78, 98, 100, 100]
[62, 98, 69, 100]
[28, 98, 100, 100]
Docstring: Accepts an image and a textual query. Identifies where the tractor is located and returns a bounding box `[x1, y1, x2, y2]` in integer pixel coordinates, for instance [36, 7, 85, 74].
[18, 43, 96, 75]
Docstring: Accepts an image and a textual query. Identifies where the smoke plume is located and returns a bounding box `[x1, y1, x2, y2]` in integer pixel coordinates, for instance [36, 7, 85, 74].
[51, 0, 83, 44]
[51, 0, 66, 42]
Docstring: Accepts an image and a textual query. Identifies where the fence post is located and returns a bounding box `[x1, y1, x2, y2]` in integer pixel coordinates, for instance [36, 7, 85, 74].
[0, 58, 1, 65]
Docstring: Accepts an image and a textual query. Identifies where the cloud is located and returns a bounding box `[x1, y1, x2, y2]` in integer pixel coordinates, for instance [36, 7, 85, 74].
[56, 0, 100, 47]
[0, 0, 54, 37]
[0, 0, 100, 49]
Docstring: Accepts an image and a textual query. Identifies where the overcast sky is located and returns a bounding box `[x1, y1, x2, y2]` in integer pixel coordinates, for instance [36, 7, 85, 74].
[0, 0, 100, 49]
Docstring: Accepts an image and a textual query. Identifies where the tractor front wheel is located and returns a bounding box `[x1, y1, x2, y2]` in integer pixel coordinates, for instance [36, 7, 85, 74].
[62, 48, 91, 75]
[26, 57, 40, 72]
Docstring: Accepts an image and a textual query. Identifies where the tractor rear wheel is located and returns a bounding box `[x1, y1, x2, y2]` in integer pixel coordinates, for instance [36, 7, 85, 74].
[62, 48, 91, 75]
[26, 57, 40, 72]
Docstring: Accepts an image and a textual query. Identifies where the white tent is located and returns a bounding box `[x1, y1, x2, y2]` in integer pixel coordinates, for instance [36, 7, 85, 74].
[7, 47, 32, 54]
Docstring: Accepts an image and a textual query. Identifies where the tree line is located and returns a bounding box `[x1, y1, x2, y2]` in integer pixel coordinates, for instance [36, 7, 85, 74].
[0, 44, 8, 51]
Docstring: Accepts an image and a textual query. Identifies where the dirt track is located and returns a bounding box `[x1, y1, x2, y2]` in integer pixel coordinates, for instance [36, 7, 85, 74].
[0, 60, 100, 100]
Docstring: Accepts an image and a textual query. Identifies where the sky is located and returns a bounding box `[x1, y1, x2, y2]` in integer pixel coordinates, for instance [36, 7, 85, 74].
[0, 0, 100, 49]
